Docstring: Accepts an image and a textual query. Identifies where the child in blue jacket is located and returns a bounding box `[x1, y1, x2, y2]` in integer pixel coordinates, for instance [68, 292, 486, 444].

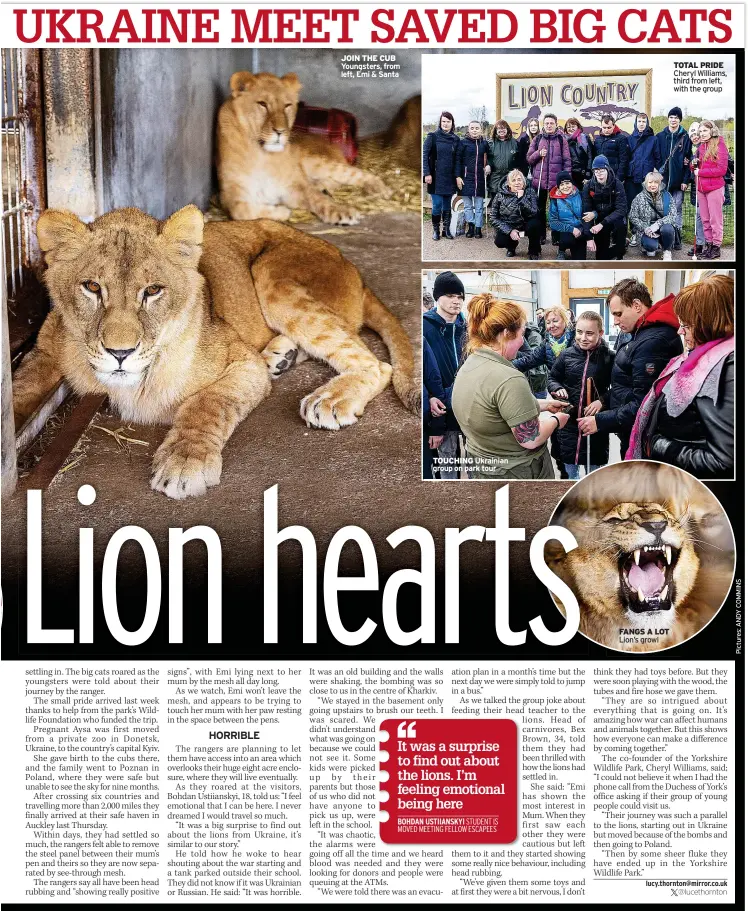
[548, 171, 589, 261]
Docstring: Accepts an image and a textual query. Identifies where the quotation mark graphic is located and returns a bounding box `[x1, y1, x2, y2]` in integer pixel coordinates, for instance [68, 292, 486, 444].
[397, 721, 417, 738]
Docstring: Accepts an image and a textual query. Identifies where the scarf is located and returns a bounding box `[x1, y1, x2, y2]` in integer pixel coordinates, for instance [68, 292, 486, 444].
[626, 335, 734, 460]
[549, 333, 570, 357]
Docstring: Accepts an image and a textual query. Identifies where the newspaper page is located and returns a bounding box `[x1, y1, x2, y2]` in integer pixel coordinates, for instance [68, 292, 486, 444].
[0, 2, 743, 907]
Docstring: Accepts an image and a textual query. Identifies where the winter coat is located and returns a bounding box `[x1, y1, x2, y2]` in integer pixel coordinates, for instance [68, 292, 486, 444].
[596, 295, 683, 448]
[628, 120, 661, 185]
[593, 127, 631, 181]
[423, 128, 459, 196]
[520, 321, 548, 395]
[691, 137, 729, 194]
[655, 125, 691, 193]
[527, 131, 572, 192]
[582, 167, 628, 226]
[689, 148, 733, 206]
[488, 176, 539, 234]
[644, 352, 734, 479]
[487, 136, 518, 194]
[628, 186, 677, 236]
[456, 136, 490, 197]
[422, 308, 467, 433]
[566, 132, 590, 182]
[547, 341, 615, 465]
[423, 338, 452, 434]
[514, 132, 536, 177]
[512, 327, 576, 373]
[548, 186, 584, 233]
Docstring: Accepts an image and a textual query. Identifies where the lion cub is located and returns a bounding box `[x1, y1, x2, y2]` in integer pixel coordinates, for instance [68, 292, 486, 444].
[217, 71, 390, 225]
[13, 207, 418, 499]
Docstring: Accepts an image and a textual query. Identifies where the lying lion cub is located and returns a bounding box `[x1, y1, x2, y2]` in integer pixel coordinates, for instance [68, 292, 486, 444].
[217, 71, 391, 225]
[13, 206, 418, 499]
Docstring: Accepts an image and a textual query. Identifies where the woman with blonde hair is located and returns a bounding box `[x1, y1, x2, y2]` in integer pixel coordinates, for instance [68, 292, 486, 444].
[691, 120, 729, 259]
[488, 168, 542, 259]
[627, 170, 678, 260]
[452, 294, 569, 479]
[627, 274, 734, 479]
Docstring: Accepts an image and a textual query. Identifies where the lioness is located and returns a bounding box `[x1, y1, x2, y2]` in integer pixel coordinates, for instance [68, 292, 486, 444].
[13, 206, 418, 499]
[217, 71, 390, 225]
[545, 463, 734, 652]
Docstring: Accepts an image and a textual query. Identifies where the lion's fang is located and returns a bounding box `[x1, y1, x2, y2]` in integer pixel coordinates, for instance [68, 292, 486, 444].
[665, 546, 672, 565]
[638, 588, 645, 602]
[660, 585, 669, 601]
[634, 549, 641, 565]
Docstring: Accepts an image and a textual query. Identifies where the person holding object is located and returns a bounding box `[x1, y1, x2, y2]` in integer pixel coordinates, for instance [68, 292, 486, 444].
[627, 171, 677, 261]
[578, 278, 682, 455]
[625, 112, 661, 247]
[451, 294, 570, 480]
[581, 155, 628, 260]
[548, 171, 589, 261]
[626, 274, 734, 480]
[691, 120, 729, 260]
[564, 117, 590, 191]
[654, 106, 691, 250]
[423, 111, 459, 241]
[515, 117, 540, 179]
[527, 113, 571, 245]
[456, 120, 491, 238]
[487, 119, 518, 204]
[547, 311, 615, 480]
[422, 271, 467, 478]
[489, 169, 542, 259]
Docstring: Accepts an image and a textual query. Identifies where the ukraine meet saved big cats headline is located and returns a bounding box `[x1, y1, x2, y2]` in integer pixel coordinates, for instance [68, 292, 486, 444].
[24, 485, 579, 647]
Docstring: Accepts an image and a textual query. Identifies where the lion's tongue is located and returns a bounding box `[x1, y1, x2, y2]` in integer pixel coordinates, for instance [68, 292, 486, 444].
[629, 562, 665, 597]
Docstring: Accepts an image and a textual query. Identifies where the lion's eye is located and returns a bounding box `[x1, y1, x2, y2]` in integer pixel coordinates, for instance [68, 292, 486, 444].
[82, 280, 101, 294]
[285, 104, 293, 110]
[605, 516, 626, 525]
[258, 101, 268, 109]
[144, 284, 163, 298]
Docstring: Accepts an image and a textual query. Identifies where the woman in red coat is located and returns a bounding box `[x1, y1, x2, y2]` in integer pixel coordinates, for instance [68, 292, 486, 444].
[691, 121, 729, 260]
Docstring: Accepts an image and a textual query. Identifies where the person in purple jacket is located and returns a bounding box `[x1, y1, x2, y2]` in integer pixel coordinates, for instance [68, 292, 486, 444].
[527, 113, 571, 245]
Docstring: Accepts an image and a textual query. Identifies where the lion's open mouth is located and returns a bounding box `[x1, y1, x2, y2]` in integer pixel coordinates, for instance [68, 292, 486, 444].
[619, 545, 679, 613]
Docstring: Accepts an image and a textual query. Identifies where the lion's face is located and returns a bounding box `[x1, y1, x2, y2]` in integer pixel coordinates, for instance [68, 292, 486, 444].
[228, 71, 301, 153]
[37, 206, 205, 390]
[562, 499, 700, 634]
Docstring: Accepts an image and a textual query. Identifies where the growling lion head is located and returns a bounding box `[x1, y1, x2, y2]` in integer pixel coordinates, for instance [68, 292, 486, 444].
[546, 463, 734, 651]
[37, 205, 205, 390]
[228, 71, 302, 153]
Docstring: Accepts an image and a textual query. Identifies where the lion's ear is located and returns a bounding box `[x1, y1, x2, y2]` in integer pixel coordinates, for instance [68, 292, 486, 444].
[37, 210, 89, 264]
[281, 72, 302, 95]
[230, 71, 255, 97]
[160, 205, 204, 266]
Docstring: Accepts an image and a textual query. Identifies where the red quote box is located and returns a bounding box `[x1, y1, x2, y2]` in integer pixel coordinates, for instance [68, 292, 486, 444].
[379, 718, 517, 844]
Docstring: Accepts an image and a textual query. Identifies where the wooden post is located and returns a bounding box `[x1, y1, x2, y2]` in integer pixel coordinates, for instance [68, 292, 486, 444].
[1, 284, 18, 499]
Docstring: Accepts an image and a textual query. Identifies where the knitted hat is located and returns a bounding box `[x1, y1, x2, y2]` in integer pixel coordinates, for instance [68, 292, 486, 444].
[668, 106, 683, 121]
[433, 271, 465, 300]
[591, 155, 610, 170]
[556, 170, 572, 187]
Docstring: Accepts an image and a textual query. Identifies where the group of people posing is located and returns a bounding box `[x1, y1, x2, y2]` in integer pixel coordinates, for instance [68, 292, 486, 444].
[422, 107, 732, 260]
[423, 271, 734, 481]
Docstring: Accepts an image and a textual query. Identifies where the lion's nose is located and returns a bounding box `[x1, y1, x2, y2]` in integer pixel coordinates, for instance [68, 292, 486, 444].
[105, 346, 137, 366]
[642, 520, 668, 537]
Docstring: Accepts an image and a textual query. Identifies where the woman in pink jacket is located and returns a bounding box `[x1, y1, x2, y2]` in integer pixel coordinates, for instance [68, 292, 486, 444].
[691, 121, 729, 260]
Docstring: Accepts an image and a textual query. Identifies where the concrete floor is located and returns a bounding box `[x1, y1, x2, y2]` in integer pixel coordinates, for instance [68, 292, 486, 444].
[3, 213, 572, 605]
[422, 225, 735, 265]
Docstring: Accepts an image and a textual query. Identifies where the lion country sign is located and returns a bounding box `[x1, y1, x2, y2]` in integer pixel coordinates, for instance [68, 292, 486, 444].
[497, 69, 652, 136]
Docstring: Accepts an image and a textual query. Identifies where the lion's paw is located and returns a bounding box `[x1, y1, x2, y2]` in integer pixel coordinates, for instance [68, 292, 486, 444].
[321, 206, 361, 226]
[366, 176, 393, 199]
[262, 339, 299, 378]
[151, 437, 222, 499]
[300, 388, 362, 430]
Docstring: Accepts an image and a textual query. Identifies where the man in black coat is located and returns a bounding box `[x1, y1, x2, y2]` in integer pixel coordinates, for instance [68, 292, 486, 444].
[578, 278, 683, 454]
[593, 115, 631, 183]
[582, 155, 628, 260]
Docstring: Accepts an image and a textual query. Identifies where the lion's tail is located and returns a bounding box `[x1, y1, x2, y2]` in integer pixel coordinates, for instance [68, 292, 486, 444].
[362, 287, 419, 415]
